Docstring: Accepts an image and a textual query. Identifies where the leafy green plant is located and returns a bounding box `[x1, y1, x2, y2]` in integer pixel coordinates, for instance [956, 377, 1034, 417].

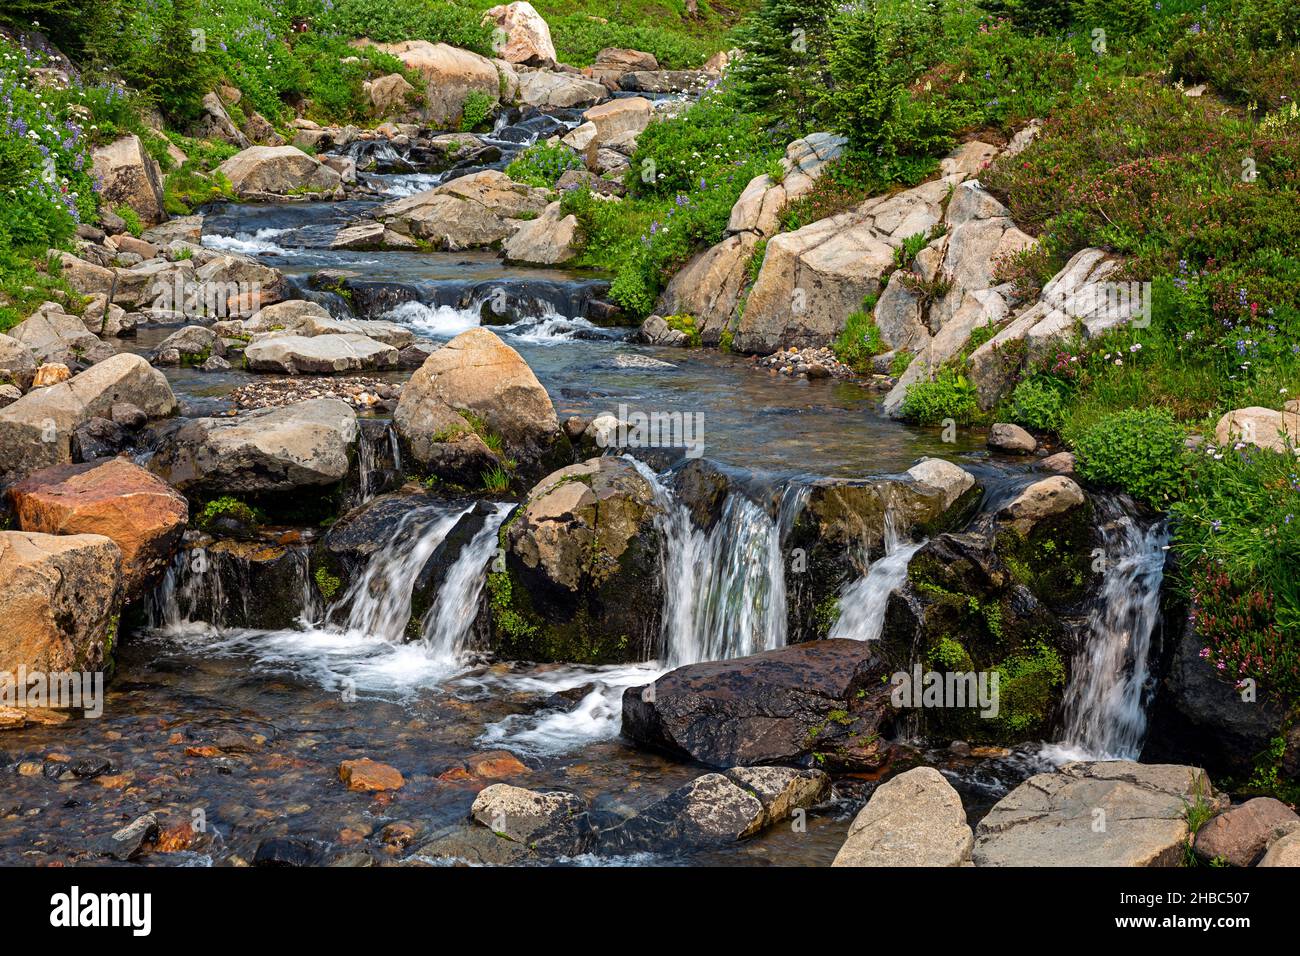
[458, 89, 495, 132]
[832, 306, 884, 372]
[899, 367, 979, 425]
[506, 142, 585, 189]
[1008, 375, 1071, 433]
[1067, 406, 1187, 506]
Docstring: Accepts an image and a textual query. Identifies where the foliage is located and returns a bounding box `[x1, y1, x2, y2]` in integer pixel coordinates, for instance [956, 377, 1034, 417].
[506, 142, 584, 188]
[1172, 442, 1300, 699]
[1067, 406, 1187, 506]
[458, 89, 495, 132]
[899, 366, 979, 425]
[832, 305, 885, 372]
[1008, 374, 1071, 433]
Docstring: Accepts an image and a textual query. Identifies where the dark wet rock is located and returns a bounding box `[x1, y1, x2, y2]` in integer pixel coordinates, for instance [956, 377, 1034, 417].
[481, 457, 663, 664]
[71, 756, 114, 779]
[671, 457, 733, 531]
[1145, 616, 1295, 783]
[469, 783, 596, 855]
[786, 460, 981, 643]
[253, 836, 322, 867]
[97, 813, 159, 861]
[71, 417, 131, 462]
[166, 535, 316, 631]
[622, 639, 893, 770]
[317, 491, 497, 639]
[411, 825, 527, 866]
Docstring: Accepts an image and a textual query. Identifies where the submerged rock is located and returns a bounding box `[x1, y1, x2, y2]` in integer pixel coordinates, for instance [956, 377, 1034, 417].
[833, 766, 973, 867]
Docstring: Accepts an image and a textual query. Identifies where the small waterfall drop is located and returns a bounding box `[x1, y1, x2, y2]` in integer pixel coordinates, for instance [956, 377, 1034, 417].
[828, 512, 924, 642]
[633, 459, 808, 666]
[331, 504, 474, 643]
[1049, 498, 1169, 761]
[420, 502, 513, 660]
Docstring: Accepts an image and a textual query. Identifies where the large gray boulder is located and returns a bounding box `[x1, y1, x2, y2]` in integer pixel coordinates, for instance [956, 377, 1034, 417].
[147, 398, 359, 495]
[373, 170, 550, 251]
[393, 327, 559, 477]
[833, 767, 973, 866]
[217, 145, 342, 201]
[91, 134, 166, 225]
[243, 333, 398, 374]
[0, 354, 176, 482]
[973, 762, 1221, 867]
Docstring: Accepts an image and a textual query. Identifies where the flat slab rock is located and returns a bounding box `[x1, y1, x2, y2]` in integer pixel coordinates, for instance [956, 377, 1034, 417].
[973, 761, 1222, 867]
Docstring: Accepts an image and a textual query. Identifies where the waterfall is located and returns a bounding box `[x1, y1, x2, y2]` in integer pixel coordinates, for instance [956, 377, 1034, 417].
[331, 503, 474, 643]
[419, 503, 513, 660]
[632, 459, 808, 666]
[828, 512, 925, 642]
[1051, 499, 1169, 761]
[351, 421, 402, 507]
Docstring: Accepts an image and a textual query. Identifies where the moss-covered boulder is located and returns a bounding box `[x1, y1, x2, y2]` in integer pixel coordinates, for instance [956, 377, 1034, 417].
[876, 485, 1098, 744]
[480, 457, 663, 664]
[786, 458, 981, 644]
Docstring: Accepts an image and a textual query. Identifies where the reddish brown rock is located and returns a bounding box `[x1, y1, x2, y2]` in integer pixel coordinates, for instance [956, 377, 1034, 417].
[339, 758, 405, 792]
[1194, 797, 1300, 867]
[8, 458, 188, 600]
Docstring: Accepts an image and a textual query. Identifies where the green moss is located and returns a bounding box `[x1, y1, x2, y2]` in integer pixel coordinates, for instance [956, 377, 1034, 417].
[314, 566, 342, 601]
[987, 642, 1067, 737]
[664, 313, 702, 347]
[197, 496, 262, 530]
[812, 593, 841, 638]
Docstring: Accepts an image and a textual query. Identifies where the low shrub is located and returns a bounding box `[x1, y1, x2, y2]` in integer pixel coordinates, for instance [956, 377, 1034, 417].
[899, 367, 980, 425]
[1067, 406, 1187, 506]
[506, 142, 584, 189]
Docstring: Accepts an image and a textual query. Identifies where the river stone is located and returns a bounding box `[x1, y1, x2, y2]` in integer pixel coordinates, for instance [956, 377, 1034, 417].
[602, 773, 768, 852]
[491, 457, 662, 663]
[8, 459, 188, 602]
[338, 758, 405, 792]
[361, 40, 501, 128]
[7, 305, 111, 366]
[217, 145, 342, 200]
[0, 353, 177, 482]
[1193, 798, 1300, 867]
[91, 134, 166, 225]
[906, 457, 977, 511]
[591, 47, 658, 85]
[374, 170, 550, 250]
[483, 3, 557, 64]
[470, 783, 595, 855]
[1260, 829, 1300, 867]
[988, 422, 1037, 454]
[517, 70, 606, 108]
[833, 767, 973, 866]
[972, 761, 1220, 867]
[724, 766, 831, 827]
[655, 232, 760, 343]
[244, 333, 398, 374]
[622, 639, 892, 770]
[0, 530, 122, 674]
[581, 96, 652, 145]
[148, 398, 359, 495]
[394, 327, 559, 477]
[412, 825, 527, 865]
[503, 202, 579, 265]
[998, 476, 1087, 536]
[619, 69, 707, 94]
[150, 325, 225, 365]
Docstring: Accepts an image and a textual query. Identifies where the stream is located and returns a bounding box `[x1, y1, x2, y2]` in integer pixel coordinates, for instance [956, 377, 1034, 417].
[0, 152, 1172, 866]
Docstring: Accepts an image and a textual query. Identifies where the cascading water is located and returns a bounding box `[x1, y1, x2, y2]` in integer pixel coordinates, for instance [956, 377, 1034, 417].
[351, 422, 402, 507]
[148, 542, 315, 632]
[828, 511, 925, 642]
[1048, 497, 1169, 761]
[330, 504, 473, 642]
[632, 460, 808, 666]
[419, 502, 513, 661]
